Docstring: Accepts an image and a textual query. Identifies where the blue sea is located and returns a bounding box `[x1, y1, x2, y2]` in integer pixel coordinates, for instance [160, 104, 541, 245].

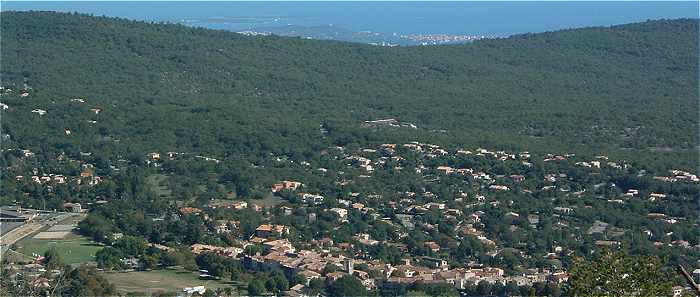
[1, 1, 697, 37]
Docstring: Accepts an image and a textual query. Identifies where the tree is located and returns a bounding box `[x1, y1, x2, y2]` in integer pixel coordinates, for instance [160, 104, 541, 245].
[60, 267, 116, 297]
[568, 250, 673, 296]
[326, 275, 368, 297]
[112, 235, 147, 257]
[267, 271, 289, 292]
[406, 290, 427, 297]
[77, 213, 114, 243]
[44, 246, 63, 270]
[323, 263, 339, 274]
[424, 283, 459, 297]
[245, 244, 262, 256]
[247, 279, 266, 296]
[96, 247, 124, 270]
[412, 283, 459, 297]
[142, 253, 160, 270]
[308, 278, 325, 295]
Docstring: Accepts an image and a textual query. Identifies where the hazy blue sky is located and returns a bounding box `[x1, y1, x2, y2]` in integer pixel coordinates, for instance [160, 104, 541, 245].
[4, 0, 695, 37]
[2, 0, 690, 1]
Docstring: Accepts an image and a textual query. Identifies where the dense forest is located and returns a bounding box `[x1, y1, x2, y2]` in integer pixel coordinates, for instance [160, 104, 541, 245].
[1, 12, 697, 169]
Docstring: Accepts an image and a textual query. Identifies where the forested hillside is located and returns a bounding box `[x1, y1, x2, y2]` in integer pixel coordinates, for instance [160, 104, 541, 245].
[1, 12, 697, 168]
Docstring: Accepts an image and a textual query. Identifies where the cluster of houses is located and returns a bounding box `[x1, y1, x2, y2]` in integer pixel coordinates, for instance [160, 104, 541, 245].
[653, 170, 700, 183]
[0, 85, 30, 98]
[10, 150, 104, 187]
[272, 181, 304, 193]
[2, 262, 63, 292]
[184, 221, 570, 293]
[0, 86, 106, 121]
[242, 142, 697, 274]
[362, 119, 418, 129]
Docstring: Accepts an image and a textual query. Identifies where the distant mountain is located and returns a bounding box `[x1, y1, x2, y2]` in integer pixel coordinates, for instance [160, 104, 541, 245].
[1, 12, 697, 167]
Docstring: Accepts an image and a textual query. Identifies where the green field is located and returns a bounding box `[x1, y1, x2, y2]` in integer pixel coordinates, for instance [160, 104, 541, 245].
[102, 267, 245, 295]
[251, 193, 283, 208]
[13, 233, 103, 264]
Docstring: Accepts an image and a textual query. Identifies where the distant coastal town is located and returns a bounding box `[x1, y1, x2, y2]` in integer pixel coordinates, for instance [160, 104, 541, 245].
[398, 34, 485, 46]
[237, 26, 487, 46]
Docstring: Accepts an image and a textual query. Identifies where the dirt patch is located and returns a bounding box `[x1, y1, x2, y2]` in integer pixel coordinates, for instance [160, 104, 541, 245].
[34, 231, 71, 239]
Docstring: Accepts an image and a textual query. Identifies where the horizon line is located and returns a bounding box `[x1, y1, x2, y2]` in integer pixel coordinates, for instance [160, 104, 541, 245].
[3, 0, 697, 2]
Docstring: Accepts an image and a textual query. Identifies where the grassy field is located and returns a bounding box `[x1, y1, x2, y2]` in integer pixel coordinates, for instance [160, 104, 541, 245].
[251, 192, 283, 208]
[13, 232, 102, 264]
[11, 214, 102, 265]
[102, 267, 246, 295]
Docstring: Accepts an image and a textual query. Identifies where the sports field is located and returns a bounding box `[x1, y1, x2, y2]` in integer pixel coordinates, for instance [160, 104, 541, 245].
[13, 232, 102, 264]
[11, 213, 102, 264]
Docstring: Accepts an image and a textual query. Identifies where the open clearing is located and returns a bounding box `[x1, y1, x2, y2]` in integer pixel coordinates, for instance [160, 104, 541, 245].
[33, 231, 71, 239]
[47, 224, 76, 232]
[13, 233, 102, 264]
[251, 192, 283, 208]
[12, 214, 101, 264]
[146, 174, 173, 199]
[102, 267, 244, 295]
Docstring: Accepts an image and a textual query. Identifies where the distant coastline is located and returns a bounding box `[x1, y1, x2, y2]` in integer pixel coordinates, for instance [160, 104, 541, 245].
[2, 1, 697, 45]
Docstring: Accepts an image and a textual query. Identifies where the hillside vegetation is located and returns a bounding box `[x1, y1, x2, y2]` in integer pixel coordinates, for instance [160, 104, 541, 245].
[1, 12, 697, 168]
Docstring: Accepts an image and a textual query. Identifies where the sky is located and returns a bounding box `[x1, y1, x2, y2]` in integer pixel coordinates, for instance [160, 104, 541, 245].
[2, 0, 694, 1]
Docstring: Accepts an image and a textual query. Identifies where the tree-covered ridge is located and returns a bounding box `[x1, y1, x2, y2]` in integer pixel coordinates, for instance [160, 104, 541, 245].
[1, 11, 697, 169]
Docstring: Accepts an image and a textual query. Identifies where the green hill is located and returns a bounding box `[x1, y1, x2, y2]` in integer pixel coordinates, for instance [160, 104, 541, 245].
[1, 11, 697, 167]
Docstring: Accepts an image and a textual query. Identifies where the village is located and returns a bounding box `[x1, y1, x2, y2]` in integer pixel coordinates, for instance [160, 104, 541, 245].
[3, 132, 698, 296]
[158, 142, 697, 296]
